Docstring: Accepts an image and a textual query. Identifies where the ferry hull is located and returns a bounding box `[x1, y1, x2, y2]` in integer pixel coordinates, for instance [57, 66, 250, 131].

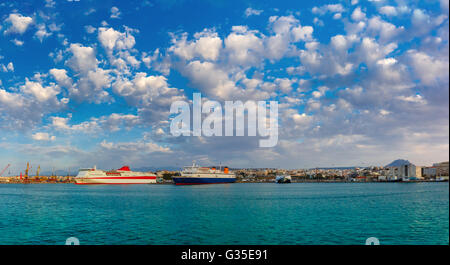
[173, 177, 236, 185]
[75, 176, 156, 185]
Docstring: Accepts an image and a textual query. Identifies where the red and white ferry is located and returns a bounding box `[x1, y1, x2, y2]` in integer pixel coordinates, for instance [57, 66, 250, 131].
[74, 166, 157, 185]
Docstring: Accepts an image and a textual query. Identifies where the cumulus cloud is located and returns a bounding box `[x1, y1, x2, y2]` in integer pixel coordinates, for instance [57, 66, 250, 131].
[407, 50, 449, 85]
[351, 7, 366, 21]
[98, 27, 136, 51]
[49, 68, 73, 88]
[224, 26, 264, 66]
[1, 2, 448, 169]
[113, 72, 186, 124]
[379, 6, 398, 16]
[21, 79, 60, 102]
[169, 30, 222, 61]
[3, 13, 33, 34]
[367, 16, 404, 42]
[66, 43, 98, 73]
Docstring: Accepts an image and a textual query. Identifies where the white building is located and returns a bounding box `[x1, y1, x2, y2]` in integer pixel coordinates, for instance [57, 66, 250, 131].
[387, 163, 423, 180]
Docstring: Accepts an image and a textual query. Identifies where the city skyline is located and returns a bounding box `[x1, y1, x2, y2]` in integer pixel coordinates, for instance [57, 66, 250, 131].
[0, 0, 449, 171]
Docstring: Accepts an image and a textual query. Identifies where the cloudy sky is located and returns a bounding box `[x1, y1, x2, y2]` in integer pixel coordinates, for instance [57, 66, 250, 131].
[0, 0, 448, 173]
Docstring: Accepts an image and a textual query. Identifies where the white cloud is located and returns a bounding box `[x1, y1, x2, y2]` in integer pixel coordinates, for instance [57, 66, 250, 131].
[245, 7, 263, 17]
[1, 62, 14, 72]
[101, 113, 140, 131]
[351, 7, 366, 21]
[4, 13, 33, 34]
[49, 68, 73, 88]
[11, 39, 24, 46]
[379, 109, 390, 116]
[51, 115, 100, 133]
[224, 27, 264, 66]
[367, 16, 404, 42]
[396, 94, 427, 105]
[313, 17, 324, 27]
[113, 72, 185, 124]
[21, 79, 60, 102]
[407, 50, 449, 85]
[32, 132, 55, 141]
[98, 27, 136, 52]
[181, 60, 239, 99]
[45, 0, 56, 8]
[333, 13, 342, 20]
[379, 6, 398, 16]
[110, 6, 121, 19]
[0, 89, 24, 108]
[169, 30, 222, 61]
[66, 43, 98, 73]
[73, 68, 112, 103]
[35, 24, 52, 42]
[64, 43, 113, 103]
[100, 140, 171, 153]
[312, 4, 345, 15]
[85, 25, 96, 34]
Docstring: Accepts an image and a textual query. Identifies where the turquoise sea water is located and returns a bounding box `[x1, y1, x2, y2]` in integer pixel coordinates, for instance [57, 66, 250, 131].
[0, 183, 448, 245]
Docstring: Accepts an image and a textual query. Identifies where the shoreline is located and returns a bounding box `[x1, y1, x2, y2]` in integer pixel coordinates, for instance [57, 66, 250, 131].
[0, 177, 448, 185]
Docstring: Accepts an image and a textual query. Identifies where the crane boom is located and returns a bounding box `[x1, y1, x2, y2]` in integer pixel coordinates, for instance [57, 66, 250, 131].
[0, 164, 11, 177]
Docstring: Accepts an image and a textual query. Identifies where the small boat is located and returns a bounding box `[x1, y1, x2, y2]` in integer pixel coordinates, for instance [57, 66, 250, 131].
[276, 175, 292, 183]
[401, 177, 410, 182]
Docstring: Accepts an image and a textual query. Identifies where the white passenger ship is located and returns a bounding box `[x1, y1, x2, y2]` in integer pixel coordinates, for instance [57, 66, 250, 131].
[75, 166, 156, 185]
[172, 162, 236, 185]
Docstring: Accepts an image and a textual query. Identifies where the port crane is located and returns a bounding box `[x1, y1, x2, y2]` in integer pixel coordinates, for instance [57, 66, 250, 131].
[24, 162, 31, 181]
[0, 164, 10, 177]
[34, 165, 41, 182]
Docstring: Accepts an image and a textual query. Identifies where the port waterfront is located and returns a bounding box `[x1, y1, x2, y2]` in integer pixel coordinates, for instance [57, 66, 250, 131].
[0, 175, 447, 184]
[1, 161, 449, 184]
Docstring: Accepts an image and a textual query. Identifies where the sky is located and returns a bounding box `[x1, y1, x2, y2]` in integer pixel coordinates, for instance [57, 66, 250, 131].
[0, 0, 449, 174]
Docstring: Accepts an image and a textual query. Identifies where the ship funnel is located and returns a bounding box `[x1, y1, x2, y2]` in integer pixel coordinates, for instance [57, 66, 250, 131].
[118, 166, 131, 171]
[224, 167, 229, 174]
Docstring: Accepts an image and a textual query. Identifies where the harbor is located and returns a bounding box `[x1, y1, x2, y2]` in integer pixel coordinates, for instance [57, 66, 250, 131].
[1, 160, 448, 184]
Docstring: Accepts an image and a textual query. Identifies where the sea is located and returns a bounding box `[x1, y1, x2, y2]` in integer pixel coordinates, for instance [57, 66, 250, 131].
[0, 182, 448, 245]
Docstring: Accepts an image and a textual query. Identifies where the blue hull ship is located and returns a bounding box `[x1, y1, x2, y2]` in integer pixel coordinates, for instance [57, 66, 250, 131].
[173, 162, 236, 185]
[173, 177, 236, 185]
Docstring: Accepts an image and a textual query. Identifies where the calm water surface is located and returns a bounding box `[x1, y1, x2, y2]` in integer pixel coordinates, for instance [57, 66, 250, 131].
[0, 183, 448, 245]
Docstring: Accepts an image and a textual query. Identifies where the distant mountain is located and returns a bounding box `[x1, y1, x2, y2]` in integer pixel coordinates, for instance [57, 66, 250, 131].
[386, 159, 411, 167]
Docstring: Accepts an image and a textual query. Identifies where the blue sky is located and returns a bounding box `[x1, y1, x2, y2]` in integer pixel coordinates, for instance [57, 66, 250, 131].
[0, 0, 449, 174]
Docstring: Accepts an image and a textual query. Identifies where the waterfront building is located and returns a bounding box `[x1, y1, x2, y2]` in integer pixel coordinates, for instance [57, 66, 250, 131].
[387, 163, 419, 179]
[423, 167, 437, 178]
[433, 161, 449, 177]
